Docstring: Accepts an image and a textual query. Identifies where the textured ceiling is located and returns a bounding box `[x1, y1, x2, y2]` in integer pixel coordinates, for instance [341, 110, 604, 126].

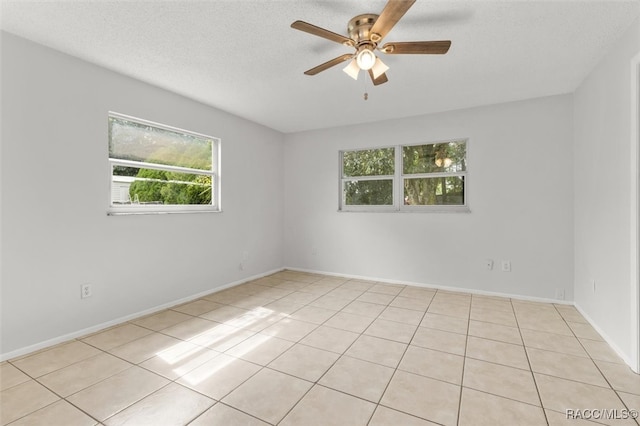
[2, 0, 639, 133]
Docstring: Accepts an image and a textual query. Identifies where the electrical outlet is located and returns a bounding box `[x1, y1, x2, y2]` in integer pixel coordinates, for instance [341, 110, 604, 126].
[555, 288, 565, 300]
[81, 284, 92, 299]
[484, 259, 493, 270]
[501, 260, 511, 272]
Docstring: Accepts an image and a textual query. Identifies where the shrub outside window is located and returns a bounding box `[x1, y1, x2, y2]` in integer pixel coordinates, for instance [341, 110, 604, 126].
[339, 139, 468, 212]
[108, 112, 220, 215]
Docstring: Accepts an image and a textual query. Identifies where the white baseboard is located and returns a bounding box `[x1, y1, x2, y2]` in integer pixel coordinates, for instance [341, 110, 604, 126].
[574, 304, 635, 371]
[0, 267, 284, 362]
[286, 266, 574, 305]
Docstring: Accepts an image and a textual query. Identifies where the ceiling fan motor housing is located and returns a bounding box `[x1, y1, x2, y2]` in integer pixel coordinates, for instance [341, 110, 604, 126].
[347, 14, 380, 48]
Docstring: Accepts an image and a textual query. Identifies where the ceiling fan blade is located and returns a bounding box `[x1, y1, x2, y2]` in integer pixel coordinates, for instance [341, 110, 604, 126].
[304, 54, 354, 76]
[381, 40, 451, 54]
[291, 20, 354, 46]
[368, 69, 389, 86]
[369, 0, 416, 42]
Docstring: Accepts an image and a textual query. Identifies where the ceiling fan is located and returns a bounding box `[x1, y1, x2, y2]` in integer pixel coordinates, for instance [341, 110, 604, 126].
[291, 0, 451, 86]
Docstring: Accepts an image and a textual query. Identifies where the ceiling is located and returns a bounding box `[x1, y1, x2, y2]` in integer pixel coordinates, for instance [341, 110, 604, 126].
[2, 1, 639, 133]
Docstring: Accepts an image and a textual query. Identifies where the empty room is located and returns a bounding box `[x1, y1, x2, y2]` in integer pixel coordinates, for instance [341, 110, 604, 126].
[1, 0, 639, 425]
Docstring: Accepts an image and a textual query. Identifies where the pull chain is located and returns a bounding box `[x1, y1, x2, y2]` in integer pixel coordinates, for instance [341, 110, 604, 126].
[363, 71, 369, 101]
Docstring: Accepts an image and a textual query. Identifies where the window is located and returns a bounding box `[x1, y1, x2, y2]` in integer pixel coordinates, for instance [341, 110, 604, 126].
[339, 139, 468, 212]
[108, 112, 220, 214]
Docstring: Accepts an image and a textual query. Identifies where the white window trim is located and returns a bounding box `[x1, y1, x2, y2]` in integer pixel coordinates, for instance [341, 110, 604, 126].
[339, 138, 470, 213]
[107, 112, 221, 216]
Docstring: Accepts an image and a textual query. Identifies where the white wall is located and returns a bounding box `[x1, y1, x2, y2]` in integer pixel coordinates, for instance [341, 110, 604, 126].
[0, 33, 285, 357]
[284, 95, 574, 301]
[573, 17, 640, 367]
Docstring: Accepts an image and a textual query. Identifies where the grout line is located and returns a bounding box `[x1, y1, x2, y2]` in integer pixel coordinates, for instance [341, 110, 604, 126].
[511, 298, 550, 426]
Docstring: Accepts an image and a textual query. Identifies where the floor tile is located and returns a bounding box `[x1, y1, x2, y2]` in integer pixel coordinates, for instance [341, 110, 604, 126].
[470, 306, 517, 327]
[81, 324, 152, 351]
[466, 336, 529, 370]
[364, 318, 417, 344]
[595, 360, 640, 395]
[138, 342, 218, 380]
[104, 382, 213, 426]
[280, 384, 376, 426]
[222, 368, 312, 424]
[261, 317, 319, 342]
[323, 311, 374, 333]
[309, 294, 352, 311]
[555, 306, 589, 324]
[397, 287, 435, 300]
[618, 391, 640, 412]
[411, 327, 467, 356]
[427, 301, 470, 319]
[299, 325, 359, 354]
[345, 335, 407, 368]
[319, 355, 394, 402]
[190, 403, 269, 426]
[67, 366, 168, 421]
[380, 370, 460, 426]
[468, 320, 522, 345]
[420, 313, 468, 335]
[342, 300, 386, 317]
[177, 353, 261, 400]
[369, 405, 439, 426]
[527, 348, 608, 387]
[566, 321, 603, 341]
[199, 305, 250, 323]
[535, 374, 635, 426]
[340, 280, 375, 292]
[369, 283, 404, 295]
[379, 306, 424, 326]
[471, 296, 513, 312]
[463, 358, 540, 405]
[38, 353, 131, 397]
[390, 296, 430, 312]
[356, 291, 395, 305]
[132, 309, 192, 331]
[268, 344, 339, 382]
[458, 387, 546, 426]
[263, 299, 305, 314]
[399, 345, 464, 385]
[229, 295, 276, 310]
[326, 287, 366, 300]
[289, 305, 337, 324]
[8, 399, 97, 426]
[580, 339, 626, 364]
[156, 317, 218, 340]
[277, 291, 320, 305]
[545, 409, 601, 425]
[108, 332, 182, 364]
[521, 329, 588, 357]
[0, 362, 31, 391]
[12, 341, 101, 378]
[225, 333, 293, 365]
[187, 322, 250, 349]
[517, 317, 573, 336]
[0, 380, 60, 424]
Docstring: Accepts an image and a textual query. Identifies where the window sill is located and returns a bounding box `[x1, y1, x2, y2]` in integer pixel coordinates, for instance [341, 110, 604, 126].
[108, 208, 222, 216]
[338, 206, 471, 214]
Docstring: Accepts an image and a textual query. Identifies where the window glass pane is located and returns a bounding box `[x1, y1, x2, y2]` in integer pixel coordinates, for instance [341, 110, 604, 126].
[343, 148, 395, 177]
[344, 179, 393, 205]
[404, 176, 464, 206]
[109, 116, 213, 171]
[403, 141, 466, 174]
[112, 166, 212, 205]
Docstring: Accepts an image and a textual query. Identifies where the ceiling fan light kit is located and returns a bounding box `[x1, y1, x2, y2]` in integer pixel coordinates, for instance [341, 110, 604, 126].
[291, 0, 451, 91]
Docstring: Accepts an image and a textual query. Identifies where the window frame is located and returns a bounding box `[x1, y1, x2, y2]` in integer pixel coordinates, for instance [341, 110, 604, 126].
[107, 112, 221, 215]
[339, 138, 469, 213]
[338, 145, 398, 212]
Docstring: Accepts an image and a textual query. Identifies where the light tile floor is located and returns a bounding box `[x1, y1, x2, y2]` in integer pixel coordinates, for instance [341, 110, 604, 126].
[2, 270, 640, 425]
